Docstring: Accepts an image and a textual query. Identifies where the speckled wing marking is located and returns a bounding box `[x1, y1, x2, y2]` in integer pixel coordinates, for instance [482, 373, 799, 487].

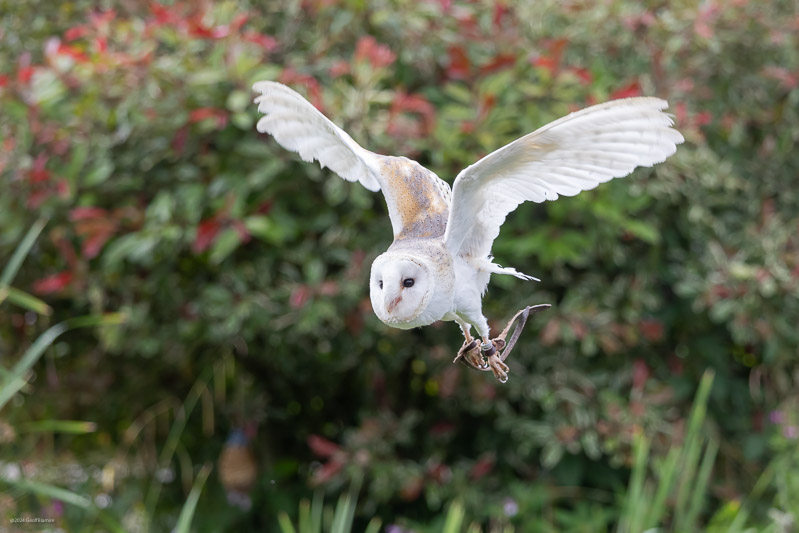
[375, 156, 451, 242]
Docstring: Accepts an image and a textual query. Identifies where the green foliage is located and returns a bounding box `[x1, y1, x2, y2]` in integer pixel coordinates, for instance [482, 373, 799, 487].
[1, 0, 797, 531]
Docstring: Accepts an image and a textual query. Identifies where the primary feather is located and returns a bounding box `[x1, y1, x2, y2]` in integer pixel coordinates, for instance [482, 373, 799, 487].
[444, 97, 684, 259]
[253, 81, 381, 192]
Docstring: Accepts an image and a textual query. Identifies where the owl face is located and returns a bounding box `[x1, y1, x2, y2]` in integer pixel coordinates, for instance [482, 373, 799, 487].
[370, 252, 433, 328]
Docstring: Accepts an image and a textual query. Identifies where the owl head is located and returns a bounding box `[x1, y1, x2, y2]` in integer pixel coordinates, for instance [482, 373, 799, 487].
[370, 252, 434, 328]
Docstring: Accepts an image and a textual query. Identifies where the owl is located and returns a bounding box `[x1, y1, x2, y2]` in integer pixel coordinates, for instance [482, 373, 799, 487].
[253, 82, 683, 382]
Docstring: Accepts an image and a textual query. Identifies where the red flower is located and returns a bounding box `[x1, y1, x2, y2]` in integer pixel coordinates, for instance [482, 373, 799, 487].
[33, 272, 73, 295]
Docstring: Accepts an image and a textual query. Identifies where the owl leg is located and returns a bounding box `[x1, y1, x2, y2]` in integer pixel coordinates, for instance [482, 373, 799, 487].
[452, 315, 487, 369]
[453, 316, 473, 343]
[474, 316, 510, 383]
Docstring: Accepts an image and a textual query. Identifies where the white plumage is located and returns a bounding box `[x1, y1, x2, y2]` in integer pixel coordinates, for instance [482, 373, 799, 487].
[253, 81, 684, 382]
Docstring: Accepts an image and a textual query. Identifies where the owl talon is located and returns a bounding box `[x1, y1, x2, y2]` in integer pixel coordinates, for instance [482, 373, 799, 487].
[488, 353, 509, 383]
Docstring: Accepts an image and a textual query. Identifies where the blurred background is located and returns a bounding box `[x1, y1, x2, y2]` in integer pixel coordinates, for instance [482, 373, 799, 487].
[1, 0, 798, 531]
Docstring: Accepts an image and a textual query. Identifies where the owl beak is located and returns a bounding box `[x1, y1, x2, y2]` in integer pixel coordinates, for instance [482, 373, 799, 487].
[386, 295, 402, 313]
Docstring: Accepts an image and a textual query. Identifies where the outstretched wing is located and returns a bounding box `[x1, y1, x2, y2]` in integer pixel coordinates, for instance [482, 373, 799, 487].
[444, 97, 684, 258]
[253, 81, 381, 191]
[253, 81, 450, 241]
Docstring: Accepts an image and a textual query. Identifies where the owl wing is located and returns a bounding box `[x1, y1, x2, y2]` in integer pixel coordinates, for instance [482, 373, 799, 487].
[444, 97, 684, 258]
[253, 81, 451, 241]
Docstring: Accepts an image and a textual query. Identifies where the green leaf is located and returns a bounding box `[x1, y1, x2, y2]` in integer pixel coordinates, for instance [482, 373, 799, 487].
[83, 160, 114, 187]
[209, 227, 242, 264]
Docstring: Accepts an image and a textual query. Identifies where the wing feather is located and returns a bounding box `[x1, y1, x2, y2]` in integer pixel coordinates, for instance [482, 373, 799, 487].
[444, 97, 684, 258]
[253, 81, 451, 240]
[253, 81, 381, 192]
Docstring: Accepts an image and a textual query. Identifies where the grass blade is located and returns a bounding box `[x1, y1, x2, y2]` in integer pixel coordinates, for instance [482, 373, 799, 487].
[18, 420, 97, 434]
[278, 512, 299, 533]
[311, 490, 323, 533]
[442, 500, 465, 533]
[174, 463, 212, 533]
[1, 217, 47, 286]
[0, 286, 52, 315]
[0, 313, 127, 411]
[364, 517, 382, 533]
[1, 477, 124, 533]
[685, 437, 720, 527]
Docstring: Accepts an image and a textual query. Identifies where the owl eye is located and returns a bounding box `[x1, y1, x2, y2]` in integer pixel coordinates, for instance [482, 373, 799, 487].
[402, 278, 415, 288]
[378, 280, 383, 289]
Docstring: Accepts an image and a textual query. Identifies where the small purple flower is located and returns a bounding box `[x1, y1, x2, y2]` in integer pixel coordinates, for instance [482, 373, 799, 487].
[769, 410, 784, 424]
[783, 425, 798, 439]
[503, 498, 519, 517]
[51, 500, 63, 517]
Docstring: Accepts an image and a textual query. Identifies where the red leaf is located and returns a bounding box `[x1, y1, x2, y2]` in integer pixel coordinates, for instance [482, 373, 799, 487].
[230, 13, 249, 31]
[354, 36, 396, 69]
[531, 55, 557, 75]
[694, 111, 712, 126]
[17, 66, 34, 84]
[57, 43, 89, 62]
[290, 286, 311, 309]
[65, 26, 89, 41]
[29, 154, 50, 183]
[193, 218, 221, 253]
[231, 220, 251, 243]
[639, 319, 664, 341]
[82, 230, 113, 259]
[480, 53, 516, 75]
[328, 60, 350, 78]
[94, 37, 107, 54]
[278, 70, 323, 110]
[632, 358, 650, 391]
[69, 206, 108, 221]
[763, 66, 798, 89]
[189, 108, 227, 128]
[390, 92, 436, 135]
[243, 30, 277, 51]
[307, 435, 340, 458]
[610, 81, 641, 100]
[570, 67, 593, 86]
[33, 272, 73, 295]
[311, 460, 343, 485]
[0, 75, 8, 88]
[469, 453, 495, 480]
[89, 9, 116, 28]
[447, 45, 470, 80]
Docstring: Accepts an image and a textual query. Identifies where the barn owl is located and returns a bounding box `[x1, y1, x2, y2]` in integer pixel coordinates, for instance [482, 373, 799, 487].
[253, 81, 683, 382]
